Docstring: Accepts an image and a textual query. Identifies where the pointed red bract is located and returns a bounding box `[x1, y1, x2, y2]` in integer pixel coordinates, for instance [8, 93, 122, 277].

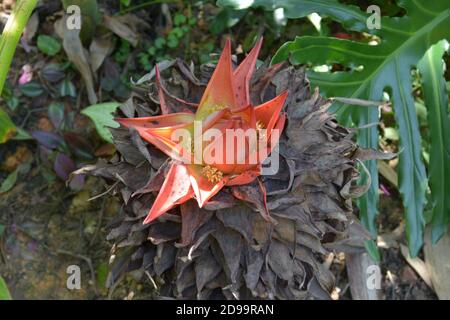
[187, 164, 229, 208]
[196, 39, 237, 119]
[144, 163, 193, 224]
[254, 91, 288, 136]
[226, 167, 260, 186]
[233, 38, 263, 108]
[116, 113, 194, 130]
[117, 113, 194, 162]
[155, 66, 170, 114]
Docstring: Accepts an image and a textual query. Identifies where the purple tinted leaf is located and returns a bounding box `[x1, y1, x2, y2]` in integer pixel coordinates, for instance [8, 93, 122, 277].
[54, 153, 76, 181]
[39, 146, 52, 165]
[69, 174, 85, 191]
[41, 64, 65, 83]
[48, 102, 65, 129]
[63, 132, 94, 160]
[32, 131, 65, 149]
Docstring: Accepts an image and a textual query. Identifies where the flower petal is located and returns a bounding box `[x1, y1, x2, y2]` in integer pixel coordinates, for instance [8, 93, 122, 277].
[143, 163, 193, 224]
[254, 91, 288, 135]
[187, 164, 229, 208]
[116, 113, 194, 130]
[254, 112, 286, 165]
[117, 113, 194, 162]
[226, 167, 260, 186]
[196, 39, 236, 120]
[233, 38, 263, 108]
[155, 65, 170, 115]
[266, 112, 286, 154]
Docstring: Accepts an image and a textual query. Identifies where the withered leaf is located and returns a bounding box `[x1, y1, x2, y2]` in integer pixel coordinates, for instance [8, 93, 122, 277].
[267, 240, 294, 281]
[244, 247, 264, 291]
[154, 243, 177, 276]
[216, 206, 254, 243]
[232, 179, 276, 224]
[212, 224, 243, 284]
[89, 36, 113, 72]
[103, 15, 138, 47]
[203, 191, 236, 211]
[55, 16, 97, 104]
[148, 221, 181, 245]
[178, 200, 214, 247]
[195, 249, 222, 293]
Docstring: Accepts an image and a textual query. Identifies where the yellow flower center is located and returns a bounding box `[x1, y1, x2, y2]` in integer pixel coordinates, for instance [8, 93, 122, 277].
[202, 165, 223, 183]
[256, 120, 266, 140]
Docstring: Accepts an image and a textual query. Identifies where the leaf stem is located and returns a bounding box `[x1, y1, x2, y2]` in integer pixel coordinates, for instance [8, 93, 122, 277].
[0, 0, 38, 95]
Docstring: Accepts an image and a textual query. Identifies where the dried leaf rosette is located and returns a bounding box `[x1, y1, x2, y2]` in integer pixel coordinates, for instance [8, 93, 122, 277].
[79, 39, 374, 299]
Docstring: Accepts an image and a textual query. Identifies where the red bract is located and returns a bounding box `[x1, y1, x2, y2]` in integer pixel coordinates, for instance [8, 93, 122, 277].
[117, 39, 288, 224]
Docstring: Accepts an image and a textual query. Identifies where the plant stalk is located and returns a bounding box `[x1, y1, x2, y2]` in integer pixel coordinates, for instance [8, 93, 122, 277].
[0, 0, 38, 95]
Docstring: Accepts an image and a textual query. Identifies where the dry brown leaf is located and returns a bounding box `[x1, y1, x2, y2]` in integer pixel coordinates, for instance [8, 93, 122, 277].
[103, 15, 138, 47]
[400, 243, 433, 289]
[89, 36, 113, 72]
[424, 228, 450, 299]
[24, 11, 39, 42]
[55, 16, 97, 104]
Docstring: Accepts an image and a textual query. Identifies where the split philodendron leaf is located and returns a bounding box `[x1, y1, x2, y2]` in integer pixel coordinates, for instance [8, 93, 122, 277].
[116, 39, 288, 224]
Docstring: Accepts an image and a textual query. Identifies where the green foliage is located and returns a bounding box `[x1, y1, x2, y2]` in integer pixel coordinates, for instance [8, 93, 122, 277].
[137, 11, 197, 71]
[1, 82, 19, 111]
[58, 79, 77, 98]
[0, 108, 16, 144]
[220, 0, 450, 257]
[0, 276, 12, 300]
[417, 40, 450, 244]
[81, 102, 121, 143]
[18, 81, 44, 97]
[37, 35, 62, 56]
[114, 39, 132, 64]
[120, 0, 131, 8]
[0, 169, 18, 194]
[211, 7, 246, 34]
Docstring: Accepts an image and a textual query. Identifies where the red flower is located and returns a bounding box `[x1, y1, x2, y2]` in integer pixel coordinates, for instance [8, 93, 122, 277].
[117, 39, 288, 223]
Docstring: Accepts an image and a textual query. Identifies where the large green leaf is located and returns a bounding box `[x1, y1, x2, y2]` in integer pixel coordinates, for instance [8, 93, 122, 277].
[418, 40, 450, 244]
[220, 0, 450, 257]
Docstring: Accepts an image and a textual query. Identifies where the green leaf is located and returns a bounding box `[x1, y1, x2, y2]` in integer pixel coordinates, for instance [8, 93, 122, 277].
[0, 276, 12, 300]
[364, 240, 380, 263]
[59, 79, 77, 98]
[12, 127, 33, 141]
[262, 0, 450, 257]
[0, 168, 18, 193]
[417, 40, 450, 244]
[120, 0, 131, 7]
[173, 13, 187, 26]
[154, 37, 166, 49]
[96, 262, 108, 288]
[0, 108, 16, 144]
[37, 35, 62, 56]
[81, 102, 120, 143]
[19, 81, 44, 97]
[211, 8, 246, 34]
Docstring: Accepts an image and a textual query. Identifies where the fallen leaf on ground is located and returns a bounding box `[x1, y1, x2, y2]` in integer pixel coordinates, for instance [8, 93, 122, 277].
[55, 16, 97, 104]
